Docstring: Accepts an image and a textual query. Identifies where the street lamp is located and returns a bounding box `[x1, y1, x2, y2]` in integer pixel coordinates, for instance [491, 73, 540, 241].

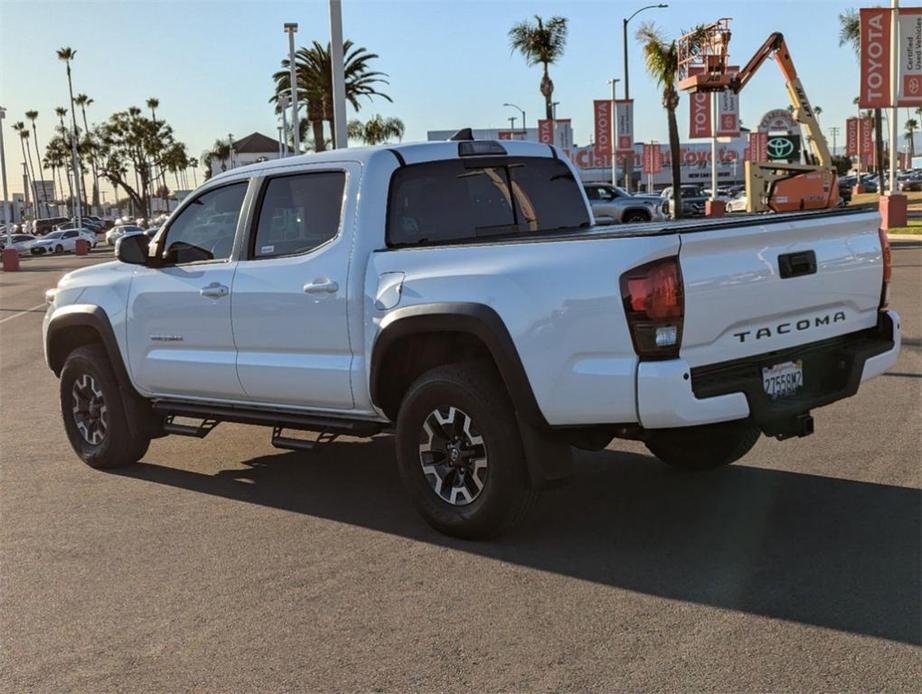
[622, 3, 668, 192]
[503, 102, 526, 136]
[551, 101, 560, 147]
[0, 106, 10, 249]
[283, 22, 301, 155]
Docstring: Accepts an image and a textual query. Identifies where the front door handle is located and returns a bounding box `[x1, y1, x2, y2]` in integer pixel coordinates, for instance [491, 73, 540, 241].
[200, 282, 229, 298]
[303, 278, 339, 294]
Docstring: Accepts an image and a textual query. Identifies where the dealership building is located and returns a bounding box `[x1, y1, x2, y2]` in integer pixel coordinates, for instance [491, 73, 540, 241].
[427, 125, 750, 190]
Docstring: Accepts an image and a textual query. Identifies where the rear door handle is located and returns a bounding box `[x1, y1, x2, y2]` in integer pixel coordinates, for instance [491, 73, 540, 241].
[200, 282, 229, 298]
[303, 278, 339, 294]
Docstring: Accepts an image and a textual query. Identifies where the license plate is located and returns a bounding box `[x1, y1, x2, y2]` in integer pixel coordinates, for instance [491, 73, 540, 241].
[762, 360, 804, 399]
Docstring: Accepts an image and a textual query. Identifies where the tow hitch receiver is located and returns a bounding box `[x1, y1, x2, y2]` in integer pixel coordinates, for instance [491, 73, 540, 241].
[771, 413, 814, 441]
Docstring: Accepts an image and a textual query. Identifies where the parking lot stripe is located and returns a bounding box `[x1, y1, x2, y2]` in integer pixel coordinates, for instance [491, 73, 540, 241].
[0, 303, 48, 325]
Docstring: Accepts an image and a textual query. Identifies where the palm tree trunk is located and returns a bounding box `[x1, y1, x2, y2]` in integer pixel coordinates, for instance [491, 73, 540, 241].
[64, 63, 83, 221]
[542, 65, 553, 120]
[23, 141, 39, 216]
[19, 139, 33, 210]
[80, 106, 101, 209]
[312, 120, 326, 152]
[30, 128, 49, 215]
[667, 99, 684, 220]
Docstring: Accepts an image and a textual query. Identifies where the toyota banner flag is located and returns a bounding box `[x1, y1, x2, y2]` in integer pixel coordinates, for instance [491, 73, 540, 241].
[748, 132, 768, 163]
[846, 117, 858, 157]
[593, 100, 612, 157]
[537, 119, 554, 145]
[860, 7, 922, 108]
[613, 99, 634, 153]
[689, 92, 711, 138]
[641, 144, 662, 175]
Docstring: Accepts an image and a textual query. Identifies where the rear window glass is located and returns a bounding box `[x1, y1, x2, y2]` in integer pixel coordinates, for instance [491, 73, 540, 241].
[387, 156, 589, 247]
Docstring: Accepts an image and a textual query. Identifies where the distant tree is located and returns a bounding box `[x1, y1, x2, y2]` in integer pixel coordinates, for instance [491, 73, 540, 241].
[57, 47, 85, 210]
[905, 118, 918, 160]
[12, 122, 35, 209]
[508, 15, 568, 120]
[347, 115, 405, 145]
[73, 94, 100, 207]
[272, 40, 391, 151]
[636, 22, 705, 219]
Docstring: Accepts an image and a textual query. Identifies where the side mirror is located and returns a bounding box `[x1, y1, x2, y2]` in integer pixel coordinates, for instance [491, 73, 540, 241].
[115, 234, 150, 265]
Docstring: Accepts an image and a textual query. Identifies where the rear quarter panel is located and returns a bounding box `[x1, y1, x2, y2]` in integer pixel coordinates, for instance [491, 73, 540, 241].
[365, 234, 679, 425]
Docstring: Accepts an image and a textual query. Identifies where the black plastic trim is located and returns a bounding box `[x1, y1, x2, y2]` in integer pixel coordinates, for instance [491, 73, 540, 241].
[152, 400, 383, 437]
[387, 148, 406, 167]
[370, 302, 548, 428]
[46, 306, 130, 384]
[691, 313, 895, 438]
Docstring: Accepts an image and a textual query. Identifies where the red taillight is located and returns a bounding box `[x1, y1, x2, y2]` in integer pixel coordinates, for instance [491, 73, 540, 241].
[620, 256, 684, 360]
[878, 227, 891, 310]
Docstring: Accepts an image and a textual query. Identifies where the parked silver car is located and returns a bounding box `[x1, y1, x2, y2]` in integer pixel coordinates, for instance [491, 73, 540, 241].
[584, 184, 669, 224]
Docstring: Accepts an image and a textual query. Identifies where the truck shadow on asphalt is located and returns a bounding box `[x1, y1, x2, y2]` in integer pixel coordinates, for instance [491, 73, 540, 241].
[117, 438, 921, 645]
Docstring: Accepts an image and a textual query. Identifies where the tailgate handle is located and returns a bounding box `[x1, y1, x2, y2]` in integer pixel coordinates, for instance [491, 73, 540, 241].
[778, 250, 817, 279]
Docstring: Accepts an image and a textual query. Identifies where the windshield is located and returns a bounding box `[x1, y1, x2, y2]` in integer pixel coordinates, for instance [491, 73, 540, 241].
[44, 231, 64, 239]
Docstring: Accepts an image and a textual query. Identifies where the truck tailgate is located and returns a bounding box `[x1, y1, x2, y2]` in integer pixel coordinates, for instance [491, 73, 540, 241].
[678, 211, 884, 368]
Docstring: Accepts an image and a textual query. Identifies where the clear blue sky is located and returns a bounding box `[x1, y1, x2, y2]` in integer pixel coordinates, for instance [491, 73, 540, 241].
[0, 0, 892, 199]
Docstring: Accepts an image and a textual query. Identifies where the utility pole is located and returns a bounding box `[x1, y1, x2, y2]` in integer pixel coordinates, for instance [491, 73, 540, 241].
[507, 116, 516, 131]
[329, 0, 348, 149]
[0, 106, 10, 245]
[284, 23, 301, 155]
[829, 126, 840, 157]
[609, 78, 620, 186]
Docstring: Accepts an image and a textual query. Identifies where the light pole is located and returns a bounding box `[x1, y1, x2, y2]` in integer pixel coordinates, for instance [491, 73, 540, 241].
[329, 0, 348, 149]
[551, 101, 560, 147]
[609, 78, 620, 187]
[503, 103, 526, 136]
[279, 93, 290, 156]
[284, 23, 301, 155]
[228, 133, 235, 170]
[623, 3, 668, 192]
[0, 106, 10, 246]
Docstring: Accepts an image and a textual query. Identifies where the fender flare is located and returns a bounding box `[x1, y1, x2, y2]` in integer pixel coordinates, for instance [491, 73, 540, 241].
[46, 305, 133, 391]
[370, 302, 548, 429]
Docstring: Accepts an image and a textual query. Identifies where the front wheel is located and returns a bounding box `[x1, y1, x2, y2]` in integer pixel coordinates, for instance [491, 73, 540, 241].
[623, 210, 651, 223]
[395, 363, 537, 539]
[60, 344, 151, 469]
[645, 420, 761, 471]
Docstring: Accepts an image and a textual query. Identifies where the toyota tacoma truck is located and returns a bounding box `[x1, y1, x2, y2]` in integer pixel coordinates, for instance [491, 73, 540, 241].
[44, 137, 901, 539]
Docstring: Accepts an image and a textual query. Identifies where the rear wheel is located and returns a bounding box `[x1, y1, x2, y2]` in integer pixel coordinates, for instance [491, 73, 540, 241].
[60, 344, 151, 469]
[645, 420, 760, 471]
[54, 244, 63, 254]
[395, 362, 536, 539]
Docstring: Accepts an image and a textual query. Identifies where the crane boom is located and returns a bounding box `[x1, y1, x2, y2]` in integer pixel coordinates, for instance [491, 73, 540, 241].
[731, 33, 831, 167]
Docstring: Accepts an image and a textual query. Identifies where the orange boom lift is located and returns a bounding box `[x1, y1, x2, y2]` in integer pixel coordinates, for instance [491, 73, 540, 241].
[677, 21, 837, 213]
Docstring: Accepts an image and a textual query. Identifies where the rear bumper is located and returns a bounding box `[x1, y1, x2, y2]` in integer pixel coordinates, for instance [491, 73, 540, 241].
[637, 311, 900, 436]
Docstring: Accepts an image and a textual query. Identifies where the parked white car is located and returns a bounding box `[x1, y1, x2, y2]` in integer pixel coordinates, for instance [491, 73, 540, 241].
[106, 225, 145, 246]
[0, 233, 38, 254]
[31, 228, 97, 255]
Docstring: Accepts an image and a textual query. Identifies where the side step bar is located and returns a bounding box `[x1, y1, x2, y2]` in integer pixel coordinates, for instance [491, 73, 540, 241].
[152, 400, 384, 438]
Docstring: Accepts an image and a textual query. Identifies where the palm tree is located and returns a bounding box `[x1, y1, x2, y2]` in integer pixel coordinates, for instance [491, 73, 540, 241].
[508, 15, 568, 120]
[347, 115, 405, 145]
[25, 110, 50, 214]
[57, 47, 84, 217]
[53, 107, 74, 206]
[271, 40, 391, 151]
[635, 22, 703, 219]
[906, 118, 918, 161]
[189, 157, 198, 187]
[73, 94, 100, 207]
[146, 97, 167, 192]
[839, 10, 884, 190]
[11, 122, 35, 211]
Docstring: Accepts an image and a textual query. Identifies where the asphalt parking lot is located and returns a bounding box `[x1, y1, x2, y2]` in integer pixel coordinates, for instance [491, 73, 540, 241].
[1, 243, 920, 691]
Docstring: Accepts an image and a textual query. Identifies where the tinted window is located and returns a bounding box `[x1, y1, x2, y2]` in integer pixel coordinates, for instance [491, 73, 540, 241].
[252, 172, 345, 259]
[162, 182, 247, 264]
[387, 157, 590, 247]
[63, 231, 78, 238]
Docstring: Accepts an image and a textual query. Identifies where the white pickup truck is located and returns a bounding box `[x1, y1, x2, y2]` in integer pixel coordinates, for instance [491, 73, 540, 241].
[44, 137, 901, 538]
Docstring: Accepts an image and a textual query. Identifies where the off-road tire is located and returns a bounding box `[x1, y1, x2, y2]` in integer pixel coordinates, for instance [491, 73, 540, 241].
[54, 244, 64, 254]
[60, 344, 151, 469]
[645, 420, 761, 471]
[623, 210, 651, 223]
[395, 362, 537, 539]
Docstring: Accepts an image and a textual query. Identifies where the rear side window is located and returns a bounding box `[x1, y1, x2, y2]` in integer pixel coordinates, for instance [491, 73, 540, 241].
[252, 172, 345, 259]
[387, 156, 589, 247]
